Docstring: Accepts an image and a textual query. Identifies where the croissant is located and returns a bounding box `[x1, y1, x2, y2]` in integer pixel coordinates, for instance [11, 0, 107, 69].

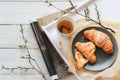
[75, 51, 88, 69]
[84, 29, 113, 54]
[75, 42, 96, 63]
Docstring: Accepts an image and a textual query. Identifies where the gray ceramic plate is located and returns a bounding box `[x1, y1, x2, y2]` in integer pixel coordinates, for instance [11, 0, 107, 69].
[72, 27, 118, 71]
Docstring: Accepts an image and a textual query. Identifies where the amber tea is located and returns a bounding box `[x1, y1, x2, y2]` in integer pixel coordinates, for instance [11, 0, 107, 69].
[57, 20, 73, 34]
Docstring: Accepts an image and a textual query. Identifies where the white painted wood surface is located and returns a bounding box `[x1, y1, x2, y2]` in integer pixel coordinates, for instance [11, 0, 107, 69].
[0, 49, 48, 75]
[0, 49, 50, 79]
[0, 1, 79, 80]
[0, 0, 120, 80]
[0, 75, 45, 80]
[0, 2, 79, 24]
[0, 25, 38, 48]
[0, 0, 79, 2]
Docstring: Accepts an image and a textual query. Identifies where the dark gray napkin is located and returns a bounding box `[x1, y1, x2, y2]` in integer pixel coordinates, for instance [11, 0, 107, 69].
[30, 22, 71, 79]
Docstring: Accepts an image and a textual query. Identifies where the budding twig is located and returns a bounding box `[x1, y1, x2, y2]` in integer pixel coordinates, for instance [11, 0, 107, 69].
[1, 65, 33, 72]
[19, 25, 46, 80]
[67, 1, 115, 33]
[1, 25, 47, 80]
[45, 0, 67, 14]
[84, 7, 90, 21]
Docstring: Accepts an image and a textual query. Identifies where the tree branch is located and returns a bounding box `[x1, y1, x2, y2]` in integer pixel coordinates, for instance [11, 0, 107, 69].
[45, 0, 67, 14]
[19, 25, 47, 80]
[1, 65, 33, 72]
[67, 1, 115, 33]
[1, 25, 47, 80]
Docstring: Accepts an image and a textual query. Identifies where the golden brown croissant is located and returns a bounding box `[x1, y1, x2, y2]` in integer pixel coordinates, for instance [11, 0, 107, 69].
[84, 29, 113, 54]
[75, 51, 88, 69]
[75, 42, 96, 63]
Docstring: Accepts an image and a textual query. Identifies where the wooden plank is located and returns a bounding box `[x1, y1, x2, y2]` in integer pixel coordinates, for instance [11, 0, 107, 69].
[0, 0, 78, 2]
[0, 2, 78, 24]
[0, 49, 49, 75]
[0, 75, 46, 80]
[0, 24, 38, 48]
[0, 0, 120, 24]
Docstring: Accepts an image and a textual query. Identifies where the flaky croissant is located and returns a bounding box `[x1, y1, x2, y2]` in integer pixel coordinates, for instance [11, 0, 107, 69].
[75, 42, 96, 63]
[75, 51, 88, 69]
[84, 29, 113, 54]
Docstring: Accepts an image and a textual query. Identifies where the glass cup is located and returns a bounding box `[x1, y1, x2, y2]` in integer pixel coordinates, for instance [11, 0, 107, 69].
[56, 15, 76, 37]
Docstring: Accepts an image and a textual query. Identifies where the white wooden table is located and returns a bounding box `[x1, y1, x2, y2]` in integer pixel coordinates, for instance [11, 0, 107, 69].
[0, 0, 120, 80]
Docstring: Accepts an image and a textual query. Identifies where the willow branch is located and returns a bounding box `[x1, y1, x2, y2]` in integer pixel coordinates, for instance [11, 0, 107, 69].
[94, 4, 101, 23]
[67, 1, 115, 33]
[21, 55, 43, 74]
[1, 65, 33, 72]
[84, 7, 90, 21]
[19, 25, 46, 80]
[45, 0, 67, 14]
[68, 0, 78, 13]
[19, 25, 47, 80]
[44, 0, 115, 33]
